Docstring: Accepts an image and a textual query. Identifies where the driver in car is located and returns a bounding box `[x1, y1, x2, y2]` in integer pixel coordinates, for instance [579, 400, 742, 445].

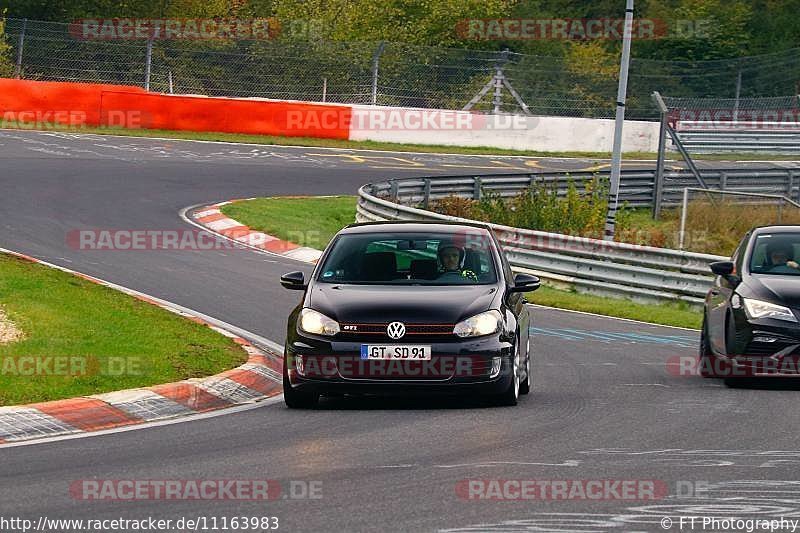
[766, 241, 800, 273]
[437, 242, 478, 281]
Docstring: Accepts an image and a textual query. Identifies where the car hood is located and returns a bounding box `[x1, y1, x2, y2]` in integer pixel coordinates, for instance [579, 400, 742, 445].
[306, 284, 500, 324]
[743, 275, 800, 308]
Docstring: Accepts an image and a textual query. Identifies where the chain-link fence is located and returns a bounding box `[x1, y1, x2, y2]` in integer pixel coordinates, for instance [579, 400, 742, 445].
[4, 18, 800, 120]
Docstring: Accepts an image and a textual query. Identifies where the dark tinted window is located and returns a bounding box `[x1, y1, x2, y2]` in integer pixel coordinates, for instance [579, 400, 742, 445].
[317, 231, 498, 285]
[750, 233, 800, 276]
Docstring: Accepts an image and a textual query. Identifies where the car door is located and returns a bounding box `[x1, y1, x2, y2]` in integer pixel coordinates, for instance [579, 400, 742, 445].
[498, 240, 530, 357]
[707, 233, 748, 354]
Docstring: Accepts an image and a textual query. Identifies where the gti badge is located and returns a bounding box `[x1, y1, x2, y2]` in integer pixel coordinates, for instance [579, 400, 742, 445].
[387, 321, 406, 339]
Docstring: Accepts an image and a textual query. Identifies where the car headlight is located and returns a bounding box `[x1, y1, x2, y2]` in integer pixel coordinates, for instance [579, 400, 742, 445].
[453, 310, 503, 338]
[299, 308, 340, 336]
[742, 298, 798, 323]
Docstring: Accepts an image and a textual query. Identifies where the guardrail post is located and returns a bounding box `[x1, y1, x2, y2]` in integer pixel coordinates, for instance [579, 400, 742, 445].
[389, 180, 399, 202]
[786, 171, 795, 200]
[793, 172, 800, 204]
[719, 172, 727, 190]
[473, 177, 482, 200]
[422, 179, 431, 209]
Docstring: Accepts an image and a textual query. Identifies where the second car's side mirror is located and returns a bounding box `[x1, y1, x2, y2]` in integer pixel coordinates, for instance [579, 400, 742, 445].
[510, 273, 540, 293]
[709, 261, 740, 285]
[710, 261, 734, 276]
[280, 271, 307, 290]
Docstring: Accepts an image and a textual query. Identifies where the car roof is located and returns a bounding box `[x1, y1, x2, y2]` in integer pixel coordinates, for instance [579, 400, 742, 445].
[339, 220, 494, 235]
[751, 225, 800, 235]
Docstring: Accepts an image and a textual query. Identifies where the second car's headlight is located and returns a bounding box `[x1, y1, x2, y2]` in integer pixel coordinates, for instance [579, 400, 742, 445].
[454, 310, 503, 338]
[299, 308, 340, 336]
[743, 298, 798, 323]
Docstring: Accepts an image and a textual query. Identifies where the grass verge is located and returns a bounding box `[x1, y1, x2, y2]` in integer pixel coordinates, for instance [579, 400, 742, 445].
[4, 123, 798, 160]
[221, 196, 702, 329]
[0, 254, 246, 406]
[529, 286, 700, 330]
[221, 196, 357, 250]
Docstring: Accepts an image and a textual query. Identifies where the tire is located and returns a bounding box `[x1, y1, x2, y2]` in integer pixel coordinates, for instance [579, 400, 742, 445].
[519, 338, 532, 395]
[698, 315, 726, 378]
[492, 347, 520, 407]
[283, 355, 319, 409]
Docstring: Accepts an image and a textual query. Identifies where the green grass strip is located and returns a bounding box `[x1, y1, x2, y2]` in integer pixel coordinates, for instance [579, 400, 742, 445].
[0, 254, 246, 406]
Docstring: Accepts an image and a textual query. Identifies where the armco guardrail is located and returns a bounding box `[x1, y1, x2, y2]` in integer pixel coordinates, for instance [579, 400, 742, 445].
[372, 168, 800, 210]
[677, 130, 800, 154]
[357, 171, 733, 305]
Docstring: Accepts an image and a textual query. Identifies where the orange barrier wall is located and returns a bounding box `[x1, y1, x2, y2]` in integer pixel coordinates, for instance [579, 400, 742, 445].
[0, 78, 351, 139]
[0, 78, 145, 126]
[99, 91, 351, 139]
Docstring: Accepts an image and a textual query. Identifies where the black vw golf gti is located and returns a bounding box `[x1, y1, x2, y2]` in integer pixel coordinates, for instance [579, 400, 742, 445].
[701, 225, 800, 383]
[280, 221, 539, 408]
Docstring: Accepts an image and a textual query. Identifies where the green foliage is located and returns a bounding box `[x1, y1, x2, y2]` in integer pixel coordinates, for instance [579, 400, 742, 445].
[0, 13, 15, 77]
[2, 1, 798, 114]
[431, 178, 630, 240]
[6, 0, 796, 60]
[269, 0, 512, 46]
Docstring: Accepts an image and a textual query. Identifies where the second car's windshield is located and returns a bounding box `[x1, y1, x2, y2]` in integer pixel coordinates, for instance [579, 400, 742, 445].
[749, 233, 800, 276]
[317, 231, 498, 285]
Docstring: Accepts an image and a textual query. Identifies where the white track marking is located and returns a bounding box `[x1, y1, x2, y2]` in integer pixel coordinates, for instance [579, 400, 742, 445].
[0, 395, 284, 449]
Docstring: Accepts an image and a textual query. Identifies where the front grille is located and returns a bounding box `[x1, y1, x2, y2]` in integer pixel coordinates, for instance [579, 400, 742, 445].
[338, 323, 455, 340]
[744, 341, 792, 357]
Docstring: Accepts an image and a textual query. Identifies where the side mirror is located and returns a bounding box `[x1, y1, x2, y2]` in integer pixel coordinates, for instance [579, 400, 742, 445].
[710, 261, 739, 285]
[510, 273, 540, 293]
[280, 271, 307, 290]
[710, 261, 734, 276]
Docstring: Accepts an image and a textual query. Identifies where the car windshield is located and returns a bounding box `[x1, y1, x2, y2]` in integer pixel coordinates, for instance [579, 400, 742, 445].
[317, 230, 499, 285]
[749, 233, 800, 276]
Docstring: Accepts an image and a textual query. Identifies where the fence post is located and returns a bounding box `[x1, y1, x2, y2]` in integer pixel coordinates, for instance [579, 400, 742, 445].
[679, 187, 689, 250]
[144, 38, 153, 91]
[651, 94, 668, 219]
[14, 18, 27, 79]
[422, 178, 431, 209]
[322, 77, 327, 103]
[792, 171, 800, 203]
[733, 63, 742, 122]
[168, 70, 174, 94]
[371, 41, 386, 105]
[473, 177, 482, 200]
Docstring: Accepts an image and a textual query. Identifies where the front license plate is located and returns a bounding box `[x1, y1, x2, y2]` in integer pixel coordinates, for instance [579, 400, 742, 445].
[360, 345, 432, 360]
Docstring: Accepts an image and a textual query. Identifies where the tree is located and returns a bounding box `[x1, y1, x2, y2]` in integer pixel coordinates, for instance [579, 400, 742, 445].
[0, 14, 15, 78]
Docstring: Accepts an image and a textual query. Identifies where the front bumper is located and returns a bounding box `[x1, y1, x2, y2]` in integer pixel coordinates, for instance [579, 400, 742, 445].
[285, 334, 515, 395]
[721, 310, 800, 377]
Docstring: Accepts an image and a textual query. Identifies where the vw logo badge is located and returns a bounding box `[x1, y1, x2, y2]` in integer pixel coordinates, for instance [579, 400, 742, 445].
[387, 321, 406, 339]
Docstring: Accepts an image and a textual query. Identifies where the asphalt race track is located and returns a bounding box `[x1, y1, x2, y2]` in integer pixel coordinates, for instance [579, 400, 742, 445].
[3, 130, 800, 532]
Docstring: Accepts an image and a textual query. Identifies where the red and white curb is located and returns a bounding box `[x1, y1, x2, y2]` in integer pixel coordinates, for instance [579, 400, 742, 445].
[190, 199, 323, 263]
[0, 247, 284, 444]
